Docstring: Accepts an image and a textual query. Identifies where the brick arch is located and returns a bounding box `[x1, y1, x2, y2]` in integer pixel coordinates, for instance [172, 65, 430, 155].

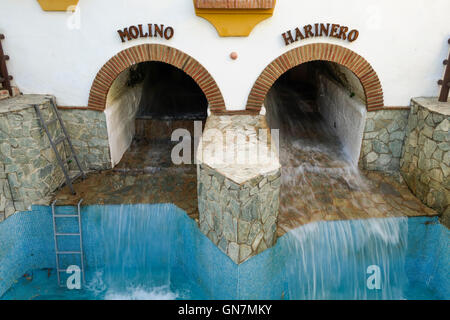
[88, 44, 226, 112]
[246, 43, 384, 112]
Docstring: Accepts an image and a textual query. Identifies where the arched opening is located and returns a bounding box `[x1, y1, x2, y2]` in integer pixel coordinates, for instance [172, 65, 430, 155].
[247, 43, 384, 113]
[265, 60, 367, 166]
[105, 61, 208, 168]
[87, 44, 225, 168]
[262, 56, 380, 228]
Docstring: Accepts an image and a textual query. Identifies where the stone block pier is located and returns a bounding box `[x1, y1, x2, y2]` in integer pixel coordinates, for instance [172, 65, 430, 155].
[196, 115, 281, 264]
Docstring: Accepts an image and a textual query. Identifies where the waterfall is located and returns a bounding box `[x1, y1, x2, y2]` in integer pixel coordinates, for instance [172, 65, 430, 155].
[265, 81, 410, 300]
[87, 204, 180, 300]
[284, 218, 408, 300]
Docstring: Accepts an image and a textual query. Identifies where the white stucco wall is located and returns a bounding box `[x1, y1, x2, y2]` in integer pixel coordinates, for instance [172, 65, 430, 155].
[105, 69, 143, 166]
[317, 74, 366, 165]
[0, 0, 449, 110]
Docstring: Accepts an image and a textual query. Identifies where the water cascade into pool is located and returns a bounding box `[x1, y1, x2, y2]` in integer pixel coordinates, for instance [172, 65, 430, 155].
[263, 81, 411, 299]
[0, 75, 448, 300]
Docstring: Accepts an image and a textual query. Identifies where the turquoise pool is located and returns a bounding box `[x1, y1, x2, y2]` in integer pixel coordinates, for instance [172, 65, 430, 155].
[0, 204, 448, 300]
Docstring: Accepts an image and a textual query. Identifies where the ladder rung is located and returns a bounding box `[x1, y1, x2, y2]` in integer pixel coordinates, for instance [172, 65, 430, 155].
[55, 233, 80, 236]
[46, 118, 58, 126]
[54, 214, 79, 218]
[57, 251, 81, 255]
[54, 136, 67, 145]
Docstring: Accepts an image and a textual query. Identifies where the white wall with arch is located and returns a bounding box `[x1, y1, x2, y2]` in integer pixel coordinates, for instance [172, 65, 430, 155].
[0, 0, 449, 110]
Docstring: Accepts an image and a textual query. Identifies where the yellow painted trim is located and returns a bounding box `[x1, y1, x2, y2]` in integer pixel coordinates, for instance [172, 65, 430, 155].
[194, 1, 276, 37]
[37, 0, 79, 12]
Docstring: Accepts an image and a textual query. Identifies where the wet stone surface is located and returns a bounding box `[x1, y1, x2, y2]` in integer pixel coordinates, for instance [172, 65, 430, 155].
[54, 136, 199, 220]
[54, 109, 439, 260]
[265, 85, 438, 237]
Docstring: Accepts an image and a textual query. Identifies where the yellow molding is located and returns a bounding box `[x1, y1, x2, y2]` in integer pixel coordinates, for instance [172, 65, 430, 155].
[194, 1, 276, 37]
[37, 0, 79, 12]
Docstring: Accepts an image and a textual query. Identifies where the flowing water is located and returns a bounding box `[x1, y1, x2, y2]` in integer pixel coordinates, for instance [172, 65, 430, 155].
[284, 218, 409, 299]
[1, 83, 446, 300]
[89, 204, 180, 299]
[265, 83, 410, 299]
[1, 204, 445, 300]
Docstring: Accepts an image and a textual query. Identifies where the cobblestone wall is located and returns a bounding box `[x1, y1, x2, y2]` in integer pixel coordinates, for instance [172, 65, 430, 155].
[0, 95, 112, 222]
[198, 163, 281, 264]
[59, 109, 111, 171]
[360, 109, 410, 171]
[0, 95, 68, 221]
[400, 98, 449, 226]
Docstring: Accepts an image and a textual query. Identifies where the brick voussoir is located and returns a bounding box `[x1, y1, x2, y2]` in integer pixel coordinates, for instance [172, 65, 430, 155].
[89, 44, 225, 111]
[247, 43, 383, 113]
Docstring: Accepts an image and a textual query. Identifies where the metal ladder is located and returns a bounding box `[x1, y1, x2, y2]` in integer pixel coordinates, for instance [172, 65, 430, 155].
[52, 199, 86, 287]
[34, 101, 85, 195]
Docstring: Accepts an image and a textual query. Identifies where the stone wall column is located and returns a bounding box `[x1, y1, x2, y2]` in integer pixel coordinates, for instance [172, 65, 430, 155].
[197, 114, 281, 264]
[198, 164, 281, 264]
[400, 98, 449, 226]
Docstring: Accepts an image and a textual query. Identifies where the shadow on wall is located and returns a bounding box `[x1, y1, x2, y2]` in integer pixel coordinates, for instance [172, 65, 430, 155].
[104, 62, 208, 166]
[264, 61, 367, 165]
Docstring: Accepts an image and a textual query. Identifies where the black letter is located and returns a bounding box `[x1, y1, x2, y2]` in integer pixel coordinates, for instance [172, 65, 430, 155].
[320, 23, 330, 37]
[154, 24, 164, 38]
[164, 27, 174, 40]
[348, 29, 359, 42]
[138, 24, 148, 38]
[303, 25, 314, 38]
[295, 28, 305, 41]
[282, 31, 295, 46]
[128, 25, 139, 39]
[117, 28, 131, 42]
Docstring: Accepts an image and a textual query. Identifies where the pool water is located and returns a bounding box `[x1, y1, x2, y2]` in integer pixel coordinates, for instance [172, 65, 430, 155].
[2, 268, 203, 300]
[0, 204, 448, 300]
[1, 267, 442, 300]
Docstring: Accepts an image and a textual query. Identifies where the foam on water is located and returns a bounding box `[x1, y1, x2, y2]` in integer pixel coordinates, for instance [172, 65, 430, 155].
[104, 285, 178, 300]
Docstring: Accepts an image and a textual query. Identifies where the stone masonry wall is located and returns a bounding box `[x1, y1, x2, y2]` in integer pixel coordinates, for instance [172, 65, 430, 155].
[0, 95, 112, 223]
[59, 109, 111, 171]
[359, 109, 410, 171]
[0, 95, 68, 221]
[198, 163, 281, 264]
[400, 98, 449, 227]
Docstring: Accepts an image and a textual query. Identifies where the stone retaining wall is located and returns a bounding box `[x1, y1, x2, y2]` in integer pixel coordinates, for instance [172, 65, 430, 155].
[360, 109, 410, 171]
[400, 98, 449, 227]
[60, 109, 111, 171]
[0, 95, 68, 221]
[0, 95, 111, 222]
